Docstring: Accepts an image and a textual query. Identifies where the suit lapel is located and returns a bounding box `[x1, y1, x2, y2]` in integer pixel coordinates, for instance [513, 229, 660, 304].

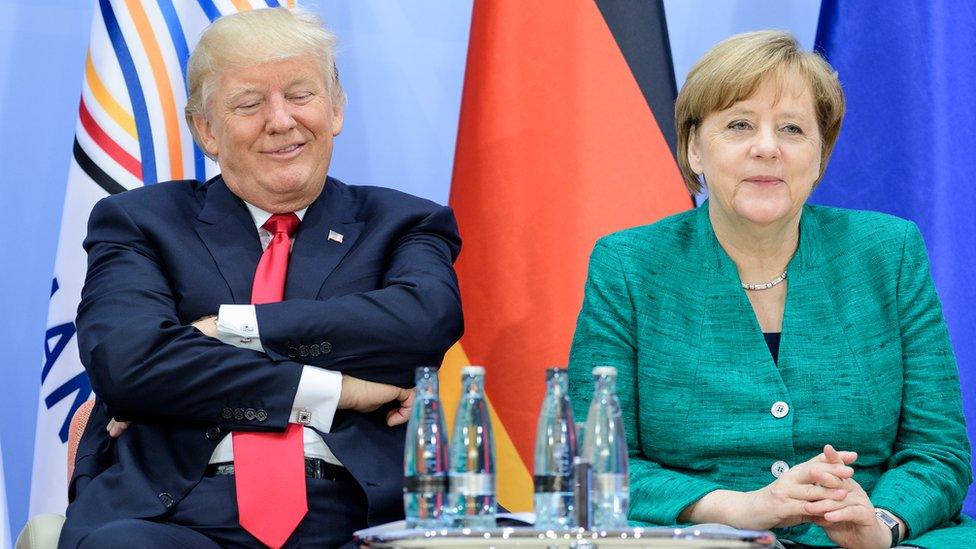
[194, 178, 263, 304]
[286, 178, 363, 300]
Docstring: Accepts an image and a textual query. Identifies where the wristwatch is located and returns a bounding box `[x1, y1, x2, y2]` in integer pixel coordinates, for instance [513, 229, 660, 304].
[875, 509, 900, 547]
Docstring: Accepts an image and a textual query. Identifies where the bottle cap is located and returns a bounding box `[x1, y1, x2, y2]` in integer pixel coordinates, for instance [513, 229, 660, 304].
[592, 366, 617, 377]
[462, 365, 485, 376]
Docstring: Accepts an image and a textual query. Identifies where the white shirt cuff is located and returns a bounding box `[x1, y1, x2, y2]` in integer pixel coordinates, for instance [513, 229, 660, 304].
[216, 304, 263, 352]
[292, 366, 342, 434]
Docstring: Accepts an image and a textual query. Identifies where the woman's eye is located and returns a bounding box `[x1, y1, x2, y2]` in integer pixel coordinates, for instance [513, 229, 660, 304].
[782, 124, 803, 134]
[728, 120, 752, 131]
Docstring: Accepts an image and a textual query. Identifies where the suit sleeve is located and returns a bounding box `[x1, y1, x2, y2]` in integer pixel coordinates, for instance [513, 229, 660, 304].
[254, 204, 464, 387]
[78, 196, 303, 431]
[568, 239, 723, 526]
[869, 222, 972, 538]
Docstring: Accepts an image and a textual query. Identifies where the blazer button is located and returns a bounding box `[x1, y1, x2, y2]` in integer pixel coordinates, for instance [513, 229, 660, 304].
[205, 426, 221, 440]
[321, 341, 332, 354]
[310, 344, 320, 357]
[299, 345, 309, 357]
[770, 401, 790, 419]
[158, 492, 174, 508]
[244, 408, 256, 421]
[221, 407, 233, 420]
[255, 409, 268, 422]
[771, 460, 790, 478]
[234, 408, 245, 421]
[287, 346, 298, 358]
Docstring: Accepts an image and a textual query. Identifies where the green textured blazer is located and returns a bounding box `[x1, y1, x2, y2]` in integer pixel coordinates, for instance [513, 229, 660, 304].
[568, 202, 975, 547]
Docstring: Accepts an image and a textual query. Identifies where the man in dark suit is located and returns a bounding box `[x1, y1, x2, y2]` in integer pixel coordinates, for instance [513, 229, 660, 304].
[59, 8, 462, 548]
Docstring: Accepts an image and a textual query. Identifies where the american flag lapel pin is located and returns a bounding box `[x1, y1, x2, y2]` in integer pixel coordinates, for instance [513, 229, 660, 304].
[328, 230, 344, 244]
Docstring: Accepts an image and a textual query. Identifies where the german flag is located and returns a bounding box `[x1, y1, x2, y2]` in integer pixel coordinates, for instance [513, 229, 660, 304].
[443, 0, 693, 511]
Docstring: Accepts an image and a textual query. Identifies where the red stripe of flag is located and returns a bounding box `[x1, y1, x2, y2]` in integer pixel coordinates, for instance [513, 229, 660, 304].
[448, 0, 691, 507]
[78, 98, 142, 180]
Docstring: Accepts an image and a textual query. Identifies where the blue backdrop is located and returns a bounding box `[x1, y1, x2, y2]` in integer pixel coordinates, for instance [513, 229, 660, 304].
[812, 0, 976, 516]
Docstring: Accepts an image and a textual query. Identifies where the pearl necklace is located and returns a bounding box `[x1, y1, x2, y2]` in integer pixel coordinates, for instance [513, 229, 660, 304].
[741, 270, 787, 291]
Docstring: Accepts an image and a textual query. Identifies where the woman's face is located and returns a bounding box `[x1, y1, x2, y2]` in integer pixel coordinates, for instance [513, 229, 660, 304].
[688, 74, 822, 229]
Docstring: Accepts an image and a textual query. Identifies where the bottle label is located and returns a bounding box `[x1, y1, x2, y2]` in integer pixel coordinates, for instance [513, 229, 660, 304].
[449, 473, 495, 496]
[533, 474, 572, 492]
[591, 473, 628, 493]
[404, 474, 448, 493]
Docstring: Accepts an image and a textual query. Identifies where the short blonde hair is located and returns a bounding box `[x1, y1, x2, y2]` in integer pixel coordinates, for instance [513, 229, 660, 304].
[674, 30, 845, 194]
[184, 8, 346, 154]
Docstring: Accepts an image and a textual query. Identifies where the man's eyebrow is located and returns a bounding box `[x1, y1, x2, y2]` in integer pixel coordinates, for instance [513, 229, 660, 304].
[224, 87, 263, 104]
[285, 75, 318, 88]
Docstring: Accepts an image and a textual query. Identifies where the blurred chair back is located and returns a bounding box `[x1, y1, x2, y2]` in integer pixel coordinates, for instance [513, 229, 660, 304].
[66, 399, 95, 482]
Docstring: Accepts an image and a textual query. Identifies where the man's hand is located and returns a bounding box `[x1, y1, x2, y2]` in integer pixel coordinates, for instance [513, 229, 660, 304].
[107, 418, 131, 438]
[192, 315, 218, 338]
[339, 375, 415, 426]
[804, 445, 901, 549]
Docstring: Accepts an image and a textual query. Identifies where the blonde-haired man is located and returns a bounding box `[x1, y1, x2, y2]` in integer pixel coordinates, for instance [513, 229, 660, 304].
[60, 9, 462, 548]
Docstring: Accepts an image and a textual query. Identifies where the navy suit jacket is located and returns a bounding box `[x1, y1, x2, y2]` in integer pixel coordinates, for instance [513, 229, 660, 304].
[61, 176, 462, 543]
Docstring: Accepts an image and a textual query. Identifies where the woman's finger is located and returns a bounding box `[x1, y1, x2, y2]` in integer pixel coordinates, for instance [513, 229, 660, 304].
[815, 445, 858, 465]
[804, 497, 853, 516]
[823, 504, 875, 526]
[808, 466, 851, 489]
[791, 483, 847, 503]
[796, 461, 854, 487]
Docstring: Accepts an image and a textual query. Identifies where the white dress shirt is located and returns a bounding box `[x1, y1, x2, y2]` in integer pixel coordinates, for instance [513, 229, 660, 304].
[208, 202, 344, 466]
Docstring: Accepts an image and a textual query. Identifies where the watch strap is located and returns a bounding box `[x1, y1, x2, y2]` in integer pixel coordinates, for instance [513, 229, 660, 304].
[875, 509, 900, 547]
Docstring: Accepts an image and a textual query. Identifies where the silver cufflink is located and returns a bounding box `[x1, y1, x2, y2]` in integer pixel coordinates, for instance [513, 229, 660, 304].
[297, 409, 312, 425]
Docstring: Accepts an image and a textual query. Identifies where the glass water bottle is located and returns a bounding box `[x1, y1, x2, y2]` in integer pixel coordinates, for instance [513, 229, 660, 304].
[581, 366, 629, 529]
[448, 365, 497, 529]
[533, 367, 577, 529]
[403, 367, 449, 529]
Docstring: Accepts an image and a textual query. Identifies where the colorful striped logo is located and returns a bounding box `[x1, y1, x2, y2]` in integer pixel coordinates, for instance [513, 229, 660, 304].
[75, 0, 295, 194]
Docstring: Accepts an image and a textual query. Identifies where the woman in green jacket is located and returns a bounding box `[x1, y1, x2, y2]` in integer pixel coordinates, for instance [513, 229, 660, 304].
[569, 31, 974, 548]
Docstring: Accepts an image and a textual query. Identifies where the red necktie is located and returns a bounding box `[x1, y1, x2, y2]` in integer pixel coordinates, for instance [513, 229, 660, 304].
[234, 212, 306, 548]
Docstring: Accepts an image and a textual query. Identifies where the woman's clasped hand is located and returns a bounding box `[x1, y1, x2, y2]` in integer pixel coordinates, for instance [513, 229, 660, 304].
[806, 446, 903, 549]
[683, 445, 898, 549]
[744, 444, 857, 530]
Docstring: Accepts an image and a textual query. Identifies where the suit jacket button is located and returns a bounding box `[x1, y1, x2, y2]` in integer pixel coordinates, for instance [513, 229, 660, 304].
[221, 407, 233, 420]
[321, 341, 332, 354]
[299, 345, 309, 357]
[309, 344, 320, 357]
[158, 492, 174, 508]
[287, 346, 298, 358]
[256, 409, 268, 422]
[205, 426, 221, 440]
[244, 408, 256, 421]
[234, 408, 245, 420]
